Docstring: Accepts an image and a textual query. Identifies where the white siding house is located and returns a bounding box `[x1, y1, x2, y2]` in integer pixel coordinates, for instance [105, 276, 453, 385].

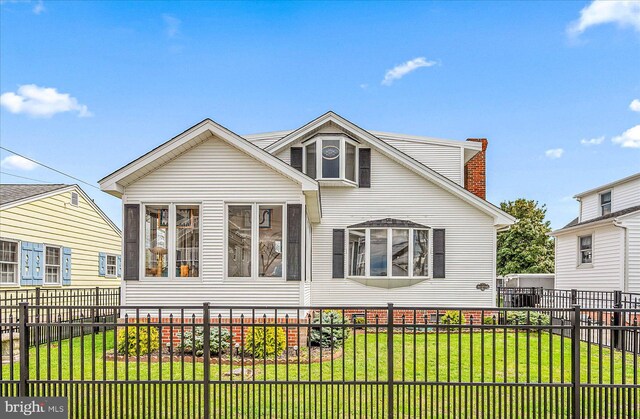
[99, 112, 514, 310]
[551, 172, 640, 292]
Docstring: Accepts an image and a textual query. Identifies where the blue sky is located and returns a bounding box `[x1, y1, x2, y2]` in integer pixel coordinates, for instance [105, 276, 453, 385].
[1, 1, 639, 229]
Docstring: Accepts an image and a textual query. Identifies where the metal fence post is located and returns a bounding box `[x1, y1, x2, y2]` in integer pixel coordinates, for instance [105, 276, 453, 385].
[571, 304, 581, 419]
[18, 302, 29, 397]
[571, 289, 578, 306]
[203, 302, 211, 419]
[612, 290, 622, 350]
[387, 302, 394, 419]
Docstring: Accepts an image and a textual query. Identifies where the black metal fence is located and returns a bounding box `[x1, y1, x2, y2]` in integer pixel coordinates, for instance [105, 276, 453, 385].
[497, 287, 640, 310]
[1, 303, 638, 418]
[0, 287, 120, 347]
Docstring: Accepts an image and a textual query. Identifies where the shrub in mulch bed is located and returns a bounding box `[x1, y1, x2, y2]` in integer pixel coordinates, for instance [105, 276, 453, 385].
[105, 346, 343, 365]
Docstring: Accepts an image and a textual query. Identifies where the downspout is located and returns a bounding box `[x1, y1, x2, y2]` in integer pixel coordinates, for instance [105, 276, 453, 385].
[613, 220, 628, 292]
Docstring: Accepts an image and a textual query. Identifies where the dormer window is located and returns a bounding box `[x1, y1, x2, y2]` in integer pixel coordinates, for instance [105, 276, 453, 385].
[600, 191, 611, 216]
[303, 136, 358, 184]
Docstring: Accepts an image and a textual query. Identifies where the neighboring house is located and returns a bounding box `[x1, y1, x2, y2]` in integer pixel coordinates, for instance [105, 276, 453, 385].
[551, 172, 640, 293]
[0, 184, 122, 289]
[500, 273, 555, 289]
[99, 112, 514, 309]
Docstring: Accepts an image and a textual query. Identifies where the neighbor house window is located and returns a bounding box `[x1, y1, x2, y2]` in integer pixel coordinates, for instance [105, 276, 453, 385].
[579, 235, 592, 265]
[347, 228, 429, 278]
[176, 205, 200, 277]
[145, 205, 169, 278]
[304, 136, 358, 182]
[600, 191, 611, 216]
[106, 255, 117, 277]
[0, 240, 18, 285]
[227, 204, 285, 278]
[44, 246, 61, 285]
[70, 192, 79, 207]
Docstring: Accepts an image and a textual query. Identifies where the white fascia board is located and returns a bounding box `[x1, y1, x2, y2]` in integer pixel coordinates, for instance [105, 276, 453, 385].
[550, 219, 614, 236]
[99, 119, 319, 194]
[370, 131, 483, 149]
[574, 172, 640, 199]
[267, 112, 515, 227]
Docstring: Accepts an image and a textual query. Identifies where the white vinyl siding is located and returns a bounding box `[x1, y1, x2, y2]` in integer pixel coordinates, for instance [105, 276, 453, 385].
[310, 148, 497, 307]
[555, 224, 624, 291]
[122, 136, 306, 306]
[379, 139, 464, 185]
[579, 177, 640, 222]
[618, 212, 640, 294]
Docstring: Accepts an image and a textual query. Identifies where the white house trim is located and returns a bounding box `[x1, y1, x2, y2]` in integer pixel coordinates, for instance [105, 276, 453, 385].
[266, 111, 514, 228]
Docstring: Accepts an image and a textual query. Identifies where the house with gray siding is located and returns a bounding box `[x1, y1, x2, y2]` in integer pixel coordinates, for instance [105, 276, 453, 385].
[99, 112, 514, 309]
[551, 172, 640, 293]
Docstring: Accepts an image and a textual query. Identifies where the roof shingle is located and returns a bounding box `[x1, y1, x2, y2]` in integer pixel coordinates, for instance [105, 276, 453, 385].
[0, 184, 69, 206]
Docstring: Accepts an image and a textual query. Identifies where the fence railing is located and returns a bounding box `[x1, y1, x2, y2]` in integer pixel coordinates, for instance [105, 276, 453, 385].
[498, 287, 640, 310]
[1, 303, 638, 418]
[0, 287, 120, 347]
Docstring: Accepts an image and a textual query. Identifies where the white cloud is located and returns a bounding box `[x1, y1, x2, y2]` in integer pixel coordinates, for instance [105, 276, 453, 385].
[1, 155, 38, 171]
[382, 57, 438, 86]
[630, 99, 640, 112]
[545, 148, 565, 159]
[163, 14, 181, 38]
[567, 0, 640, 36]
[611, 124, 640, 148]
[0, 84, 92, 118]
[580, 136, 605, 146]
[32, 0, 44, 14]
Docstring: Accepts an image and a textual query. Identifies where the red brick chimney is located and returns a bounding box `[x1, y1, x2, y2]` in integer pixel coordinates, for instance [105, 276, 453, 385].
[464, 138, 487, 200]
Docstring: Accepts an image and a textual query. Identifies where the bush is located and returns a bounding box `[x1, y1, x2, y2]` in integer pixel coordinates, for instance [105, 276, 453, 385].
[440, 311, 464, 325]
[483, 315, 497, 325]
[117, 326, 160, 356]
[243, 326, 286, 358]
[506, 311, 550, 326]
[178, 326, 231, 357]
[310, 310, 349, 348]
[353, 316, 366, 326]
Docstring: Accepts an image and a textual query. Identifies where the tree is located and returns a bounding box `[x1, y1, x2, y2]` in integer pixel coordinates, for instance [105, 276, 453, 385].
[497, 199, 554, 276]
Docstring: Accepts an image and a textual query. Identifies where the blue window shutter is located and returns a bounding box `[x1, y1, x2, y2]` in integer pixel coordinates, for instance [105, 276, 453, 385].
[62, 247, 72, 285]
[98, 252, 106, 276]
[116, 255, 122, 277]
[20, 242, 33, 286]
[32, 243, 44, 286]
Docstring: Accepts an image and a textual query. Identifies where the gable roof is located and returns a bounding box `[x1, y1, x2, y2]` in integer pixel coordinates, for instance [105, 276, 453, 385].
[0, 184, 121, 235]
[99, 118, 322, 221]
[0, 184, 68, 206]
[552, 205, 640, 235]
[266, 111, 515, 228]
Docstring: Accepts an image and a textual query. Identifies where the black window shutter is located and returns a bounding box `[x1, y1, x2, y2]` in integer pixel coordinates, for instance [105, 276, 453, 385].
[433, 229, 446, 278]
[290, 147, 303, 172]
[332, 229, 345, 278]
[286, 204, 302, 281]
[123, 204, 140, 280]
[358, 148, 371, 188]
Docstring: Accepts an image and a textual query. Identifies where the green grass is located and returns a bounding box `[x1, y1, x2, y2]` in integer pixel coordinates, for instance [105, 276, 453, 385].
[1, 329, 638, 417]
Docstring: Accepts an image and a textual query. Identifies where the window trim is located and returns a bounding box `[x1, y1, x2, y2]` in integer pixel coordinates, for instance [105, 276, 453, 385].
[599, 190, 612, 216]
[0, 238, 20, 286]
[346, 227, 431, 280]
[577, 233, 593, 267]
[43, 245, 62, 286]
[140, 202, 202, 281]
[302, 135, 359, 184]
[105, 253, 118, 278]
[224, 202, 288, 280]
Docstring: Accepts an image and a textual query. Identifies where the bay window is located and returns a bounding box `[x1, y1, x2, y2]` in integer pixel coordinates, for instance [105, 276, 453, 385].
[303, 136, 358, 183]
[227, 203, 285, 279]
[144, 203, 201, 279]
[347, 228, 430, 278]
